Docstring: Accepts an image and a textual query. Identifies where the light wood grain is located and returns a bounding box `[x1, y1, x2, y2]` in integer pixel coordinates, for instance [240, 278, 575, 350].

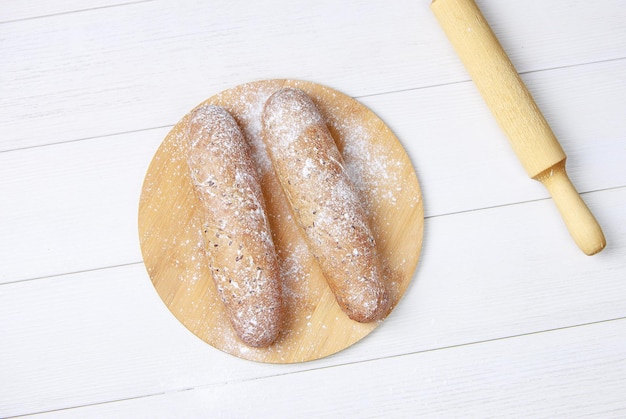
[0, 128, 165, 284]
[2, 0, 625, 151]
[25, 314, 626, 417]
[2, 188, 624, 417]
[138, 80, 423, 362]
[2, 60, 624, 284]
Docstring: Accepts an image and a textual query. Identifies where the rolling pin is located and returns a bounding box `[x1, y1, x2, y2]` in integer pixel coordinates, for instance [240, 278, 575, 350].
[431, 0, 606, 255]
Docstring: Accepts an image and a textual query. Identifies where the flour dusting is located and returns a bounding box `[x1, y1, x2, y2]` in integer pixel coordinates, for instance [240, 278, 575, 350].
[261, 87, 389, 322]
[152, 81, 420, 360]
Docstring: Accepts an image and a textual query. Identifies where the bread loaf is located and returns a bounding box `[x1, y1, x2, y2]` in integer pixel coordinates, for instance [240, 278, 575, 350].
[187, 105, 282, 347]
[262, 88, 389, 322]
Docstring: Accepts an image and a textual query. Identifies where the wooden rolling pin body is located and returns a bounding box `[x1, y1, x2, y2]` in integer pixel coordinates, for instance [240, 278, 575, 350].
[431, 0, 605, 255]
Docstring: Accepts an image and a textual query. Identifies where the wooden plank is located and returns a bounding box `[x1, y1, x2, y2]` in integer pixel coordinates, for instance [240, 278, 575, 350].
[2, 60, 624, 284]
[2, 0, 625, 151]
[30, 318, 626, 418]
[0, 128, 167, 284]
[1, 187, 625, 416]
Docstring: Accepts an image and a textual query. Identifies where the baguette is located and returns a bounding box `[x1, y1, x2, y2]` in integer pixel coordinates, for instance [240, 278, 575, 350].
[186, 105, 282, 347]
[262, 88, 389, 322]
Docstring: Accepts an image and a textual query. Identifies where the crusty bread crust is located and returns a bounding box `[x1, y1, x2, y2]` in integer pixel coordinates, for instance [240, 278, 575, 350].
[262, 88, 389, 322]
[187, 105, 282, 347]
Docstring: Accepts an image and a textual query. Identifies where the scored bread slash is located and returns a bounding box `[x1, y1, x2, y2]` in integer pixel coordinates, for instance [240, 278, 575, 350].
[186, 105, 282, 347]
[262, 88, 390, 323]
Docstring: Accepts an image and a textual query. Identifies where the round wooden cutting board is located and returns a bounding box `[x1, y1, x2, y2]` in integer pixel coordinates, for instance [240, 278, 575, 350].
[138, 80, 423, 363]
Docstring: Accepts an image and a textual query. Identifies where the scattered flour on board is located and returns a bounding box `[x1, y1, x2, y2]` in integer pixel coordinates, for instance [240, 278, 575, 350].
[332, 114, 403, 212]
[160, 83, 419, 358]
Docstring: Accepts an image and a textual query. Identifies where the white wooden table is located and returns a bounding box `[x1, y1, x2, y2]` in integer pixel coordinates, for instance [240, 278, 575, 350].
[2, 1, 625, 417]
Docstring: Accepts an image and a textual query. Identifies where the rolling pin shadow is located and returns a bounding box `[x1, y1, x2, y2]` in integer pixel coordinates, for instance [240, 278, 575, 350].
[431, 0, 606, 255]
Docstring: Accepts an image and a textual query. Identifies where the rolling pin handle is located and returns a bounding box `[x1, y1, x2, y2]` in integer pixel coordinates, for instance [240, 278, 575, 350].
[535, 162, 606, 255]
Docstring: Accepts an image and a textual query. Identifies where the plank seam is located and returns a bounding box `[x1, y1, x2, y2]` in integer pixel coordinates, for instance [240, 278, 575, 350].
[424, 185, 625, 220]
[10, 315, 626, 418]
[0, 0, 154, 25]
[0, 261, 144, 287]
[1, 58, 625, 155]
[0, 186, 623, 286]
[354, 56, 626, 100]
[0, 125, 174, 155]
